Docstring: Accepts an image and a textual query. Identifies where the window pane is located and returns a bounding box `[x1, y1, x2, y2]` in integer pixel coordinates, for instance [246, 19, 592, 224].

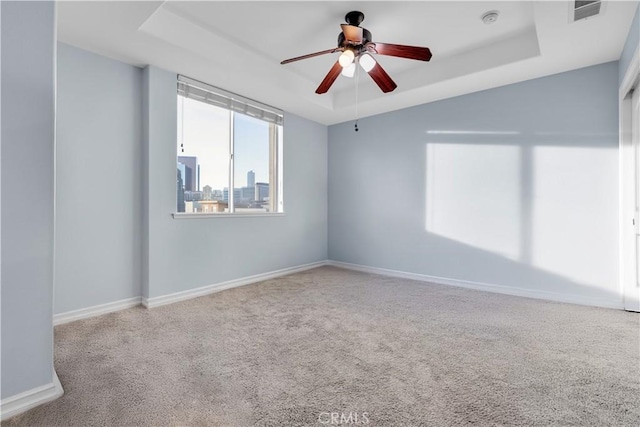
[177, 95, 230, 213]
[176, 76, 283, 215]
[233, 113, 275, 213]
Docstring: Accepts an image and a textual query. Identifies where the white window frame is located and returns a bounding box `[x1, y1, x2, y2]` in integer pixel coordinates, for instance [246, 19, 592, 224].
[173, 76, 284, 218]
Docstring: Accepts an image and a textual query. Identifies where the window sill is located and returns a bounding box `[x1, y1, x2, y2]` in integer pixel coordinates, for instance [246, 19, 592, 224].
[172, 212, 285, 219]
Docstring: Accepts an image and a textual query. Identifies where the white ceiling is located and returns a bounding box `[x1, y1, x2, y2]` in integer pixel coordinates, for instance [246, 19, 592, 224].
[57, 1, 638, 125]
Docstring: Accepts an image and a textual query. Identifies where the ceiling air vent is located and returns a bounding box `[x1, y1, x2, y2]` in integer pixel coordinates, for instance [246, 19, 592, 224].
[572, 0, 603, 22]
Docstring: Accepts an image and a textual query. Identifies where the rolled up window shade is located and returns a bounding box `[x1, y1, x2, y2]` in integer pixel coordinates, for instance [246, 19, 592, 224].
[177, 75, 283, 126]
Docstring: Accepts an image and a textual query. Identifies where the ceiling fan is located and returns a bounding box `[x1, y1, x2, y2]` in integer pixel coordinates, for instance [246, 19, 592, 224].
[280, 11, 432, 94]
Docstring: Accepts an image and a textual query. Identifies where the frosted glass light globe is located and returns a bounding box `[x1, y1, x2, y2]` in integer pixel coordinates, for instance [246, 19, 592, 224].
[338, 49, 355, 68]
[359, 53, 376, 72]
[341, 62, 356, 78]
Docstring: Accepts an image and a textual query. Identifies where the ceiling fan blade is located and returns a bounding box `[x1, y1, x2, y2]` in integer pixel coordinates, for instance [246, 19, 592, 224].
[367, 42, 432, 61]
[281, 48, 339, 65]
[316, 61, 343, 94]
[367, 62, 397, 93]
[341, 24, 363, 44]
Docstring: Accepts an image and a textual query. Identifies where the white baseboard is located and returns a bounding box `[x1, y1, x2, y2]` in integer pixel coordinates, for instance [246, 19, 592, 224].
[53, 297, 142, 326]
[143, 260, 328, 309]
[327, 261, 624, 310]
[1, 370, 64, 421]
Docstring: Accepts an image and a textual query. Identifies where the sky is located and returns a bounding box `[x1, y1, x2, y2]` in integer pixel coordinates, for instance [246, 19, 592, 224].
[178, 96, 273, 191]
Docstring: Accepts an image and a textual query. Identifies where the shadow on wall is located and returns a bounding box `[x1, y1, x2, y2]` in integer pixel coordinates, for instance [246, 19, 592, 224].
[328, 62, 621, 307]
[422, 129, 618, 303]
[329, 117, 619, 306]
[409, 230, 621, 306]
[424, 129, 617, 266]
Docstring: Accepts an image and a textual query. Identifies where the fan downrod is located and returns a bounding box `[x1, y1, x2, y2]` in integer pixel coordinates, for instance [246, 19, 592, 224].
[345, 11, 364, 26]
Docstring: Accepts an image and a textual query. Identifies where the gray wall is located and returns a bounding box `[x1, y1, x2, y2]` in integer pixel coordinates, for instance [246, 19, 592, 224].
[1, 1, 56, 398]
[619, 2, 639, 85]
[53, 54, 327, 312]
[55, 44, 142, 314]
[328, 62, 620, 307]
[143, 66, 327, 298]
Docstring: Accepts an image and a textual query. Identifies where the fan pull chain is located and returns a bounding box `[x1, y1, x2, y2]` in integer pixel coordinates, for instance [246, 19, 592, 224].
[354, 60, 359, 132]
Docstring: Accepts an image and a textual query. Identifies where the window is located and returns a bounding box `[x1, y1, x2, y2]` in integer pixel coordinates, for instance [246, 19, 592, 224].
[176, 76, 283, 215]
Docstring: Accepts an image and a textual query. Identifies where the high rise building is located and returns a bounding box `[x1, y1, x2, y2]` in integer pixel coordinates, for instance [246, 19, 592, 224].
[203, 185, 212, 200]
[177, 161, 193, 192]
[178, 156, 198, 191]
[177, 169, 185, 212]
[247, 170, 255, 188]
[177, 163, 186, 189]
[240, 186, 254, 202]
[184, 166, 193, 192]
[255, 182, 269, 202]
[223, 187, 242, 202]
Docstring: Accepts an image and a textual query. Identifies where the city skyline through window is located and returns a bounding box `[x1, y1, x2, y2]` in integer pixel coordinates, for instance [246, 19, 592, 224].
[234, 113, 270, 187]
[176, 84, 283, 214]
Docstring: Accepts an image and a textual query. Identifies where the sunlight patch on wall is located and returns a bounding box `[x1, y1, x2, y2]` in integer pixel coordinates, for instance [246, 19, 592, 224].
[531, 145, 618, 288]
[426, 142, 521, 261]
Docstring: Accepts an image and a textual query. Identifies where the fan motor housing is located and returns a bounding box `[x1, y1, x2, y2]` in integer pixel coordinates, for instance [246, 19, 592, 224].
[345, 11, 365, 26]
[337, 28, 372, 49]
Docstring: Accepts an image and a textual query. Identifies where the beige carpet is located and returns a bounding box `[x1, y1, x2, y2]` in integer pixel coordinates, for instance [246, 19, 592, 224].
[4, 266, 640, 426]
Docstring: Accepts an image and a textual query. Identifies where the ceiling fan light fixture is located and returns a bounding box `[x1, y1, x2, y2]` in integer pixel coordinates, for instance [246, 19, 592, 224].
[280, 11, 431, 94]
[359, 53, 376, 72]
[341, 62, 356, 78]
[338, 49, 355, 67]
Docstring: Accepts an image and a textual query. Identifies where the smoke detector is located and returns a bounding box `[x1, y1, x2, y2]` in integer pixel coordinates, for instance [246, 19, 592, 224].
[481, 10, 500, 25]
